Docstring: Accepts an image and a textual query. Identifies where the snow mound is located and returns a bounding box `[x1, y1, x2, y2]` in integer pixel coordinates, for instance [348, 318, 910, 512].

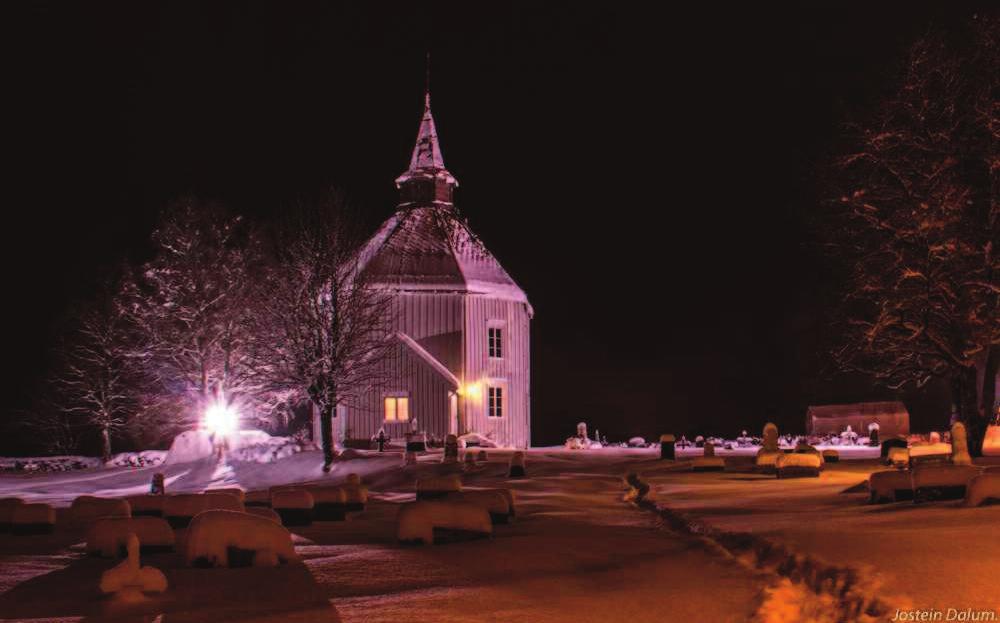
[868, 470, 913, 503]
[509, 451, 526, 478]
[628, 437, 646, 448]
[305, 486, 346, 505]
[99, 533, 168, 597]
[185, 510, 298, 568]
[0, 498, 24, 528]
[245, 490, 271, 506]
[965, 473, 1000, 507]
[106, 451, 167, 469]
[775, 452, 822, 478]
[691, 456, 726, 472]
[983, 425, 1000, 457]
[887, 447, 910, 468]
[821, 449, 839, 462]
[0, 455, 102, 472]
[165, 430, 214, 464]
[397, 500, 492, 545]
[416, 474, 462, 499]
[12, 503, 55, 529]
[228, 434, 303, 463]
[271, 489, 314, 509]
[912, 464, 982, 502]
[246, 506, 282, 524]
[86, 517, 175, 557]
[346, 473, 362, 486]
[70, 496, 131, 523]
[909, 443, 951, 466]
[458, 432, 497, 448]
[163, 493, 244, 525]
[204, 487, 245, 503]
[126, 495, 165, 517]
[755, 450, 781, 472]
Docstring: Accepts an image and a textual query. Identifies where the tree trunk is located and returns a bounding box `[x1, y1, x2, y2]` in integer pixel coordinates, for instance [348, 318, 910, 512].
[319, 402, 334, 471]
[980, 344, 999, 425]
[100, 426, 112, 463]
[953, 366, 984, 456]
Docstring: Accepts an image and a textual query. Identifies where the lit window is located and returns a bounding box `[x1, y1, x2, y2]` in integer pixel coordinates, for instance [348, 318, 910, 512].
[488, 386, 503, 418]
[384, 396, 409, 422]
[488, 327, 503, 358]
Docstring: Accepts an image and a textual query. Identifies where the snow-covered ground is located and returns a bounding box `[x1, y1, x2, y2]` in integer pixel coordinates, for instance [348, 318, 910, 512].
[0, 447, 996, 621]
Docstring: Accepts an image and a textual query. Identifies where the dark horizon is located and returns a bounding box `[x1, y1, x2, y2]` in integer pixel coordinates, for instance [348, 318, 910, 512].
[6, 1, 981, 454]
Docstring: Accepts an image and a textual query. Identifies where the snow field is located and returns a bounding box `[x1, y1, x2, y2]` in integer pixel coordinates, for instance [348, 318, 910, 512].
[444, 489, 510, 523]
[184, 509, 299, 568]
[86, 516, 175, 557]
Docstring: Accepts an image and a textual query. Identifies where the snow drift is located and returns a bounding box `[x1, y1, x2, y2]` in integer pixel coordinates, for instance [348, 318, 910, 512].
[184, 509, 298, 568]
[396, 500, 492, 545]
[86, 516, 175, 557]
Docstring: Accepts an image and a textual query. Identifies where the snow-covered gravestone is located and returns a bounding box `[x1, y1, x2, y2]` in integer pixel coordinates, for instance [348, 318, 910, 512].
[508, 451, 526, 478]
[660, 434, 676, 460]
[868, 422, 880, 447]
[576, 422, 588, 440]
[762, 423, 779, 452]
[99, 533, 168, 600]
[755, 423, 782, 473]
[442, 434, 459, 464]
[951, 421, 972, 466]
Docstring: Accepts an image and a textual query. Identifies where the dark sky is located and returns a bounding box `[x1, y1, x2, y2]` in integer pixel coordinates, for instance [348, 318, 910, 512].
[5, 1, 981, 451]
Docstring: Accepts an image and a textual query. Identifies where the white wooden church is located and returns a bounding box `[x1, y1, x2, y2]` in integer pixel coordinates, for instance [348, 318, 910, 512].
[318, 91, 533, 449]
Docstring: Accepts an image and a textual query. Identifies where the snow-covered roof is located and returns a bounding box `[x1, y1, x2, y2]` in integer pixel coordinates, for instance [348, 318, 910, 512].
[359, 206, 530, 306]
[394, 332, 459, 389]
[395, 92, 457, 187]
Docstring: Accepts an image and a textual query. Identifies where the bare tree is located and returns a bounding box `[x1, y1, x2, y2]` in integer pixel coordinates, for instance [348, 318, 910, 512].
[827, 16, 999, 451]
[48, 288, 135, 461]
[251, 193, 393, 471]
[122, 199, 265, 434]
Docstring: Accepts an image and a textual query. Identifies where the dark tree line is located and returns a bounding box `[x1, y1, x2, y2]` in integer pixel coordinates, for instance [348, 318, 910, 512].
[37, 193, 390, 467]
[827, 15, 999, 452]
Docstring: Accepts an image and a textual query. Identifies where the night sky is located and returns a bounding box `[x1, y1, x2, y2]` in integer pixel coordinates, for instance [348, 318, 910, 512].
[5, 1, 982, 453]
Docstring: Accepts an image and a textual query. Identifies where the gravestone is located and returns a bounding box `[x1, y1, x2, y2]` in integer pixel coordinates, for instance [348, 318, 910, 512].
[442, 434, 459, 464]
[703, 442, 715, 458]
[762, 423, 779, 452]
[951, 421, 972, 466]
[660, 434, 676, 460]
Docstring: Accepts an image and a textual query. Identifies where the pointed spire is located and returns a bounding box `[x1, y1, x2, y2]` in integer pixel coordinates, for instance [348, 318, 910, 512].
[396, 60, 457, 190]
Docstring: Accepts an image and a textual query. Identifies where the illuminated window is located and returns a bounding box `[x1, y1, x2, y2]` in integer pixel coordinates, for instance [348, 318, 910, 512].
[488, 327, 503, 358]
[488, 386, 503, 418]
[384, 396, 409, 422]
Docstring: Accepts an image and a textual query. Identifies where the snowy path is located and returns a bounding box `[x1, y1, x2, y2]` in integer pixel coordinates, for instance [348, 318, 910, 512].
[0, 450, 766, 622]
[642, 456, 1000, 614]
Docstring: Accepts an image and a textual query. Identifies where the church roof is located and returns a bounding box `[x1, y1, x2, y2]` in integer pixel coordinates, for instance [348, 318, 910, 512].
[358, 206, 531, 307]
[358, 89, 530, 310]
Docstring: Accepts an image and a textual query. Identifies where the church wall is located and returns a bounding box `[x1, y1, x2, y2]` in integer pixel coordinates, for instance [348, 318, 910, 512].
[392, 292, 465, 375]
[462, 297, 531, 448]
[344, 337, 455, 446]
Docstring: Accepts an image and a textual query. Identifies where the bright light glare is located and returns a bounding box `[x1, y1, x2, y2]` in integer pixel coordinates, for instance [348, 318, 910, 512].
[204, 402, 238, 436]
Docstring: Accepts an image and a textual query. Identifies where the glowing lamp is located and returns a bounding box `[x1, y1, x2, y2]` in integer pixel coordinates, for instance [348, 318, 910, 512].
[460, 382, 482, 399]
[204, 402, 238, 436]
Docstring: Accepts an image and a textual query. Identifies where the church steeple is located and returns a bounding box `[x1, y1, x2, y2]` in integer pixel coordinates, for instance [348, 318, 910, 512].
[395, 88, 458, 207]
